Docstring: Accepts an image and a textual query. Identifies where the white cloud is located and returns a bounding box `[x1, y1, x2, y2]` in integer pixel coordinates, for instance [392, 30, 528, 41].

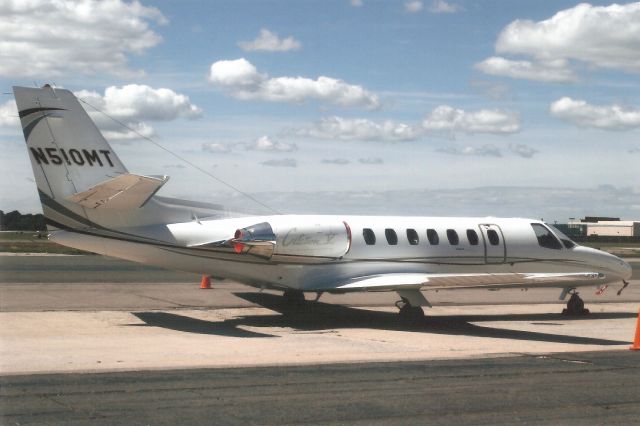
[422, 106, 520, 135]
[0, 100, 19, 127]
[470, 80, 511, 100]
[322, 158, 350, 165]
[358, 157, 384, 165]
[77, 85, 201, 122]
[247, 135, 297, 152]
[101, 122, 155, 142]
[203, 142, 233, 154]
[208, 58, 380, 109]
[550, 97, 640, 131]
[350, 0, 363, 7]
[75, 85, 201, 141]
[208, 58, 264, 88]
[509, 143, 539, 158]
[238, 29, 301, 52]
[476, 2, 640, 81]
[202, 136, 296, 154]
[475, 57, 577, 83]
[497, 3, 640, 73]
[438, 143, 538, 159]
[405, 1, 423, 13]
[0, 0, 166, 78]
[294, 106, 519, 142]
[437, 144, 502, 157]
[428, 0, 460, 14]
[261, 158, 297, 167]
[296, 116, 420, 141]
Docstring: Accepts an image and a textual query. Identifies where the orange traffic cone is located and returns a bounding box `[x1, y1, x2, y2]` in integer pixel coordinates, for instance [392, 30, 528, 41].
[631, 308, 640, 351]
[200, 275, 212, 290]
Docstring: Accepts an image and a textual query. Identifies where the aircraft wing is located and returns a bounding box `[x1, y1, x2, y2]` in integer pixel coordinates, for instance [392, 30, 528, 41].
[66, 173, 168, 209]
[323, 271, 605, 292]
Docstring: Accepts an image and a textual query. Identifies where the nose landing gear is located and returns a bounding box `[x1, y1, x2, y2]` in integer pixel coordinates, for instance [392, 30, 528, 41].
[562, 290, 590, 316]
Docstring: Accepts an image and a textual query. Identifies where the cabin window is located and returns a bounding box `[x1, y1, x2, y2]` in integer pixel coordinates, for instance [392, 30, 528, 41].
[487, 229, 500, 246]
[406, 229, 419, 245]
[427, 229, 439, 245]
[363, 228, 376, 245]
[446, 229, 459, 245]
[385, 228, 398, 245]
[531, 223, 562, 250]
[466, 229, 479, 245]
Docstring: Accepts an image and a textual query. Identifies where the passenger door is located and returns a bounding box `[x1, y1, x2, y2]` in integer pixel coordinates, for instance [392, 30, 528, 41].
[479, 224, 506, 264]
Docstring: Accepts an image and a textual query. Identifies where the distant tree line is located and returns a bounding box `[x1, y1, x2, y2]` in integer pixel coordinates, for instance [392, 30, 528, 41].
[0, 210, 46, 231]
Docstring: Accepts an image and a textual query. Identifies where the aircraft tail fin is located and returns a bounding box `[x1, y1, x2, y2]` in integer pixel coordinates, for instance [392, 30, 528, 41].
[14, 85, 234, 231]
[13, 85, 139, 229]
[14, 85, 128, 193]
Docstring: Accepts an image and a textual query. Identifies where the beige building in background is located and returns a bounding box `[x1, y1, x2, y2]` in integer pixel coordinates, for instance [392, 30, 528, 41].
[586, 221, 640, 237]
[568, 218, 640, 237]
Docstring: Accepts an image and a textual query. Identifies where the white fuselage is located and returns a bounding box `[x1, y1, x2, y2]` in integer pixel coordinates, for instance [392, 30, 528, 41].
[14, 86, 632, 308]
[50, 214, 632, 292]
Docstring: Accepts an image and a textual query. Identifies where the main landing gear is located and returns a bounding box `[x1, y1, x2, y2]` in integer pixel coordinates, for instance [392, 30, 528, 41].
[395, 298, 425, 326]
[282, 289, 306, 305]
[562, 290, 590, 316]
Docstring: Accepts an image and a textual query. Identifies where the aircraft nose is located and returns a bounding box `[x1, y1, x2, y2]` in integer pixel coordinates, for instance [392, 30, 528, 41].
[618, 258, 633, 281]
[605, 252, 632, 281]
[578, 246, 632, 281]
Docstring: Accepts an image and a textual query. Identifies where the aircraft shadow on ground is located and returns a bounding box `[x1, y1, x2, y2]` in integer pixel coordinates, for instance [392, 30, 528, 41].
[130, 292, 633, 346]
[130, 312, 276, 338]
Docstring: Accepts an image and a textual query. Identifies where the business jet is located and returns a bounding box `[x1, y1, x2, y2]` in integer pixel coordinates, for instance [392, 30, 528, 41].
[13, 85, 632, 323]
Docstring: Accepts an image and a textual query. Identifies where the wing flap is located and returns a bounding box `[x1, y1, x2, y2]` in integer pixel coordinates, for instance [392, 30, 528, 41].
[66, 173, 168, 209]
[324, 272, 604, 292]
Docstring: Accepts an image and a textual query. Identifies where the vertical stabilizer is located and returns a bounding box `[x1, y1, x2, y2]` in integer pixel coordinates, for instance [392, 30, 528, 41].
[14, 85, 128, 230]
[14, 85, 232, 231]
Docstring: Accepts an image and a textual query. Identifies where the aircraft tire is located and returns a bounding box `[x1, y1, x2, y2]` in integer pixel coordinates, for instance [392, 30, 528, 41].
[562, 293, 590, 316]
[282, 290, 306, 305]
[399, 305, 424, 326]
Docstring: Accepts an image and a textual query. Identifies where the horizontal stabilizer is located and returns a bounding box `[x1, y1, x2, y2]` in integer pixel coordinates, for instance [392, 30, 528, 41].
[66, 173, 168, 209]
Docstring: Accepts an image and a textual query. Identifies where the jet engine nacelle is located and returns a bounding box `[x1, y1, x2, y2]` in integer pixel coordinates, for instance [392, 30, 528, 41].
[232, 219, 351, 262]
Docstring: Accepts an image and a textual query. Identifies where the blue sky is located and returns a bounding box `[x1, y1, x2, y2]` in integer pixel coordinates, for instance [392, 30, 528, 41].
[1, 0, 639, 221]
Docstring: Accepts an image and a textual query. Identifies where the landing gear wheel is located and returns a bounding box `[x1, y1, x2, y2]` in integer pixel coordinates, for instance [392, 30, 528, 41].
[397, 298, 425, 326]
[281, 290, 307, 316]
[562, 292, 590, 316]
[282, 290, 306, 305]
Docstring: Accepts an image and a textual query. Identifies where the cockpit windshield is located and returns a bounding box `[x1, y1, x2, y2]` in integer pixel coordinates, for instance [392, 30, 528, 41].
[547, 224, 577, 249]
[531, 223, 562, 249]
